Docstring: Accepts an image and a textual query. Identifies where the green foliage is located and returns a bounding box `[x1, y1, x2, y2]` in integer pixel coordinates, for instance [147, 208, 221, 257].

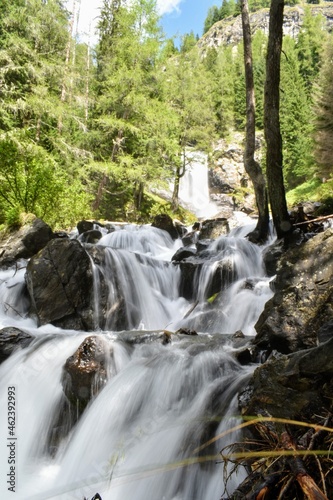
[286, 177, 333, 211]
[280, 36, 316, 189]
[296, 6, 327, 93]
[313, 34, 333, 181]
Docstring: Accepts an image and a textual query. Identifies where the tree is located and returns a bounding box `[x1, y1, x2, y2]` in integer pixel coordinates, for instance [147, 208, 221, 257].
[240, 0, 269, 242]
[0, 0, 92, 227]
[203, 6, 222, 34]
[280, 36, 315, 189]
[264, 0, 291, 238]
[313, 34, 333, 181]
[296, 6, 326, 94]
[161, 47, 217, 210]
[90, 0, 178, 218]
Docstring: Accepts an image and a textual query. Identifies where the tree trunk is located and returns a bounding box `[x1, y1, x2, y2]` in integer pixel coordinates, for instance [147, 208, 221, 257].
[264, 0, 291, 239]
[241, 0, 270, 243]
[172, 165, 181, 211]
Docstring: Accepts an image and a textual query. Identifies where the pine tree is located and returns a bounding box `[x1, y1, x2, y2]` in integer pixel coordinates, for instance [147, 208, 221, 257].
[313, 34, 333, 181]
[161, 47, 217, 210]
[0, 0, 92, 227]
[280, 36, 315, 189]
[90, 0, 176, 218]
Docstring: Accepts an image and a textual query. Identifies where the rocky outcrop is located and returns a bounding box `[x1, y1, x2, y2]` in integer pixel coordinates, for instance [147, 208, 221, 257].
[198, 218, 230, 240]
[151, 213, 181, 240]
[25, 239, 95, 330]
[0, 327, 34, 363]
[240, 339, 333, 421]
[0, 218, 54, 268]
[62, 335, 110, 416]
[198, 5, 333, 52]
[254, 228, 333, 354]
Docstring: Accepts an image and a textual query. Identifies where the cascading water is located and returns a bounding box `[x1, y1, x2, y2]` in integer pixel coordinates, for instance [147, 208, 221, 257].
[0, 220, 274, 500]
[177, 150, 220, 219]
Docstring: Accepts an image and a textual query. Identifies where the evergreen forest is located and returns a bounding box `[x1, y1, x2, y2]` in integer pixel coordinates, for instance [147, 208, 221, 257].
[0, 0, 332, 231]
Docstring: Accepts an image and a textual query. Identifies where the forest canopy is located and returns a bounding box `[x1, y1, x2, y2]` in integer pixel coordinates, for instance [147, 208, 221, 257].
[0, 0, 332, 229]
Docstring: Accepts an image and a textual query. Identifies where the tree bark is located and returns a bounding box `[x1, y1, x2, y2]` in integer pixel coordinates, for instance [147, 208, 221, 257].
[264, 0, 291, 239]
[241, 0, 270, 243]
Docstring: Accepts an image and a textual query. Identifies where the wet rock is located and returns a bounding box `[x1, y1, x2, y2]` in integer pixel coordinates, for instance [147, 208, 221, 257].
[175, 327, 198, 336]
[254, 228, 333, 354]
[174, 220, 188, 238]
[198, 218, 230, 240]
[196, 239, 211, 252]
[239, 338, 333, 422]
[318, 320, 333, 344]
[62, 336, 110, 416]
[151, 214, 179, 240]
[77, 220, 104, 235]
[79, 229, 103, 244]
[171, 247, 197, 262]
[182, 231, 198, 247]
[0, 218, 54, 268]
[177, 258, 202, 300]
[25, 239, 95, 330]
[0, 327, 34, 363]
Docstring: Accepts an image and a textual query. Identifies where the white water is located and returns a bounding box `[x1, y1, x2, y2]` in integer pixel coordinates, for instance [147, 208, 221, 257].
[0, 222, 275, 500]
[177, 150, 220, 219]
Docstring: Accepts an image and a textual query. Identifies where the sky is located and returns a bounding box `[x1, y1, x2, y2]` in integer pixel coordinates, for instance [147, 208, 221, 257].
[67, 0, 220, 45]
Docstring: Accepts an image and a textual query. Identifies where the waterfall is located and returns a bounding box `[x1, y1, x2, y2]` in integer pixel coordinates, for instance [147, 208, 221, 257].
[178, 150, 219, 219]
[0, 223, 274, 500]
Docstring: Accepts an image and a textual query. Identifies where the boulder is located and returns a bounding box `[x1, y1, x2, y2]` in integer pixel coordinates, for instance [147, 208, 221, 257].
[151, 214, 179, 240]
[171, 247, 197, 262]
[79, 229, 103, 244]
[25, 239, 95, 330]
[0, 218, 54, 268]
[240, 338, 333, 423]
[62, 335, 110, 416]
[77, 220, 104, 235]
[0, 327, 34, 363]
[198, 218, 230, 240]
[254, 228, 333, 354]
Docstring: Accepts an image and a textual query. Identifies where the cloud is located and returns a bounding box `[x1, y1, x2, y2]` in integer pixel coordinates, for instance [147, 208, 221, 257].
[157, 0, 182, 16]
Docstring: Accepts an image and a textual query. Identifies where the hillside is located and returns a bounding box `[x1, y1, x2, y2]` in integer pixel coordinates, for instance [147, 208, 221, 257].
[198, 3, 333, 51]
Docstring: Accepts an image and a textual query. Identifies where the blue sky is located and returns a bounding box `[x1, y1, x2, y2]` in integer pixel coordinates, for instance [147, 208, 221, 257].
[68, 0, 220, 44]
[159, 0, 220, 40]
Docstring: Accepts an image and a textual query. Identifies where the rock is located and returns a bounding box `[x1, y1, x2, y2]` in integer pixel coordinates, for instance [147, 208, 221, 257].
[171, 247, 197, 262]
[240, 338, 333, 422]
[175, 328, 198, 336]
[182, 231, 198, 247]
[199, 218, 230, 240]
[79, 229, 103, 244]
[254, 228, 333, 354]
[317, 320, 333, 344]
[77, 220, 103, 235]
[0, 327, 34, 363]
[174, 220, 188, 238]
[62, 335, 109, 416]
[151, 214, 179, 240]
[25, 239, 95, 330]
[0, 218, 54, 268]
[198, 5, 333, 52]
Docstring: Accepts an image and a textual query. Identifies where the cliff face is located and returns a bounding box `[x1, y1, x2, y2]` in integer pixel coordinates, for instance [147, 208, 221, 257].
[198, 4, 333, 51]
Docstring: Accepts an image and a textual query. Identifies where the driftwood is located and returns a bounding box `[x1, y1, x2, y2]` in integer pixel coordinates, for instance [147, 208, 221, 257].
[281, 432, 329, 500]
[293, 214, 333, 226]
[222, 419, 332, 500]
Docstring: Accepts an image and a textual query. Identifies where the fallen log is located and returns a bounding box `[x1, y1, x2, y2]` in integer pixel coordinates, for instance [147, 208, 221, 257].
[293, 214, 333, 226]
[281, 431, 329, 500]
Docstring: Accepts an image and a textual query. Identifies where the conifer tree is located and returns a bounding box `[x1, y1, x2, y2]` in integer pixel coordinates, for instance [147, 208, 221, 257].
[90, 0, 176, 218]
[161, 47, 217, 210]
[313, 34, 333, 181]
[0, 0, 92, 227]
